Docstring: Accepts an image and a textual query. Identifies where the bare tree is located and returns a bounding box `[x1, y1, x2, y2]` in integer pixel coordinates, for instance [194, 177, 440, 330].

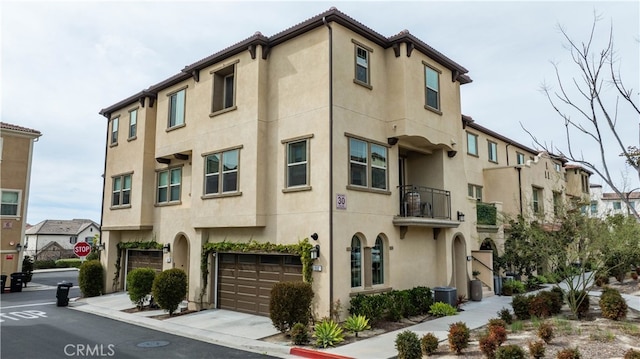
[523, 12, 640, 218]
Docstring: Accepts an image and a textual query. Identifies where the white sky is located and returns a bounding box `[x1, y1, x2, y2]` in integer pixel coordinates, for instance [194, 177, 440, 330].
[2, 1, 639, 225]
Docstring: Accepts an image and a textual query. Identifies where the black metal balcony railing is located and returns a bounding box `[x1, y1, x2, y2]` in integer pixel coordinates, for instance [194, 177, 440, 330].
[398, 185, 451, 220]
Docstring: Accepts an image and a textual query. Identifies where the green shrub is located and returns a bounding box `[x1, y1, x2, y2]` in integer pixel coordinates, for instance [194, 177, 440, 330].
[595, 271, 610, 286]
[86, 247, 100, 261]
[488, 321, 507, 345]
[537, 321, 554, 343]
[511, 294, 532, 320]
[55, 258, 83, 268]
[528, 340, 545, 359]
[290, 322, 309, 345]
[126, 267, 156, 309]
[343, 314, 370, 337]
[599, 287, 628, 320]
[566, 290, 589, 319]
[479, 333, 499, 359]
[495, 344, 526, 359]
[624, 348, 640, 359]
[349, 293, 389, 324]
[313, 319, 344, 348]
[78, 260, 103, 297]
[269, 281, 314, 333]
[152, 268, 187, 316]
[529, 291, 556, 318]
[395, 330, 421, 359]
[420, 332, 439, 356]
[556, 347, 581, 359]
[549, 287, 565, 314]
[408, 286, 433, 315]
[387, 290, 415, 320]
[429, 302, 458, 317]
[447, 321, 470, 354]
[34, 259, 56, 269]
[497, 307, 513, 324]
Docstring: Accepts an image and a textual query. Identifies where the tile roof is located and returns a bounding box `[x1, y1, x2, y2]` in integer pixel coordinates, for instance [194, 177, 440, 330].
[0, 122, 42, 135]
[25, 219, 100, 235]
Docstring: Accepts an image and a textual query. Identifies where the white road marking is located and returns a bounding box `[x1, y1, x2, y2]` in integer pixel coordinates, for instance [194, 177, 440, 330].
[1, 302, 56, 310]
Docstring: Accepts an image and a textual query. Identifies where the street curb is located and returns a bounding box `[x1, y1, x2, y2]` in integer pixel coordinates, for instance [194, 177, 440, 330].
[33, 268, 79, 273]
[290, 347, 355, 359]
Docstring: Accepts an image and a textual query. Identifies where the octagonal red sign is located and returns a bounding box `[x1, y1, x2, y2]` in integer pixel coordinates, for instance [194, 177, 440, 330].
[74, 242, 92, 258]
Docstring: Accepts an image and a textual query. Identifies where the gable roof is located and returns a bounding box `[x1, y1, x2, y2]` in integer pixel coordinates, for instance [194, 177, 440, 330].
[25, 219, 100, 236]
[1, 122, 42, 138]
[100, 7, 471, 118]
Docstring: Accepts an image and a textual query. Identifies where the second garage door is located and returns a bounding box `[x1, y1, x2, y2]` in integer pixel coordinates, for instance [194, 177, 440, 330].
[218, 253, 303, 316]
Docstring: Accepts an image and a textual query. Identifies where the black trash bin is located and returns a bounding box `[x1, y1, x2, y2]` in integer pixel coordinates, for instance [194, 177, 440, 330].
[56, 281, 73, 307]
[0, 274, 7, 294]
[10, 272, 25, 292]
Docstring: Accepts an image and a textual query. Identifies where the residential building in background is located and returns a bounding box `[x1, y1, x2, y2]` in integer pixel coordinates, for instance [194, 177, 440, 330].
[25, 219, 100, 260]
[98, 8, 591, 318]
[589, 184, 640, 219]
[0, 122, 41, 275]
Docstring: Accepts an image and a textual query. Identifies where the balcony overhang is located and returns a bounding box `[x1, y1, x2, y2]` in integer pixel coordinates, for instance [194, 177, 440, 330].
[155, 150, 192, 165]
[393, 217, 460, 239]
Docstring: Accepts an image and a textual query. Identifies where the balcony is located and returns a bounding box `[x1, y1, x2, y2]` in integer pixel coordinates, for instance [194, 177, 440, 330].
[393, 185, 459, 239]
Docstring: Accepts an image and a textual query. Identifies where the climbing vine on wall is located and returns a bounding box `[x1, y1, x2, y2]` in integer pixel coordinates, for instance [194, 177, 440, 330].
[199, 239, 313, 304]
[112, 240, 163, 291]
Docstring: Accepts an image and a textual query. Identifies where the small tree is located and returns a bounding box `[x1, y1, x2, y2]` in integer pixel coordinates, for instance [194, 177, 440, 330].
[78, 260, 104, 297]
[269, 281, 314, 333]
[126, 268, 156, 309]
[152, 268, 187, 316]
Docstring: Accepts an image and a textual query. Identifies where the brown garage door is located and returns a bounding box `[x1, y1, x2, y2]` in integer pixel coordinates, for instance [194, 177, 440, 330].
[126, 250, 163, 275]
[217, 253, 303, 316]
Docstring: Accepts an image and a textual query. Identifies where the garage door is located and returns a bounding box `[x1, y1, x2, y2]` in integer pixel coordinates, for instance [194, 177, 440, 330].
[126, 250, 163, 275]
[218, 253, 303, 316]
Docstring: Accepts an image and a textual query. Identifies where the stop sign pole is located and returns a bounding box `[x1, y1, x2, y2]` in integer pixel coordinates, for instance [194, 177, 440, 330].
[74, 242, 92, 261]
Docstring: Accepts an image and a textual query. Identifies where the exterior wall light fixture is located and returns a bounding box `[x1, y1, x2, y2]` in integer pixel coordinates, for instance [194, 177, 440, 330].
[310, 245, 320, 260]
[457, 211, 465, 222]
[163, 243, 171, 253]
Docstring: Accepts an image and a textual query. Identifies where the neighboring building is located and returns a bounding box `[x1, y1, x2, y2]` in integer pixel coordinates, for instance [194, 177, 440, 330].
[0, 122, 41, 275]
[589, 184, 640, 219]
[98, 8, 590, 318]
[24, 219, 100, 260]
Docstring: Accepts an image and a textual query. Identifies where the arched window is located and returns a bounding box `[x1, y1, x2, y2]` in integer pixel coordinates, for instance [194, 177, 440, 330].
[350, 236, 361, 287]
[372, 235, 384, 285]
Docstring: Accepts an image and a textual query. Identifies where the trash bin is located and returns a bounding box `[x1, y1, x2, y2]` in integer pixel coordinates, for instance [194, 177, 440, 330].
[470, 280, 483, 301]
[493, 275, 503, 295]
[10, 272, 25, 292]
[0, 274, 7, 294]
[433, 286, 457, 307]
[56, 281, 73, 307]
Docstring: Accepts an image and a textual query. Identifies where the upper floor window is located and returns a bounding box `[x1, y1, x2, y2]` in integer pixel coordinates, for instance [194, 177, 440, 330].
[613, 201, 622, 210]
[348, 137, 387, 190]
[128, 109, 137, 139]
[285, 138, 310, 188]
[532, 187, 542, 214]
[111, 117, 119, 145]
[424, 65, 440, 111]
[590, 201, 598, 215]
[467, 132, 478, 156]
[354, 43, 370, 86]
[372, 236, 384, 285]
[350, 235, 362, 288]
[516, 152, 525, 165]
[468, 184, 483, 201]
[212, 63, 236, 113]
[112, 173, 132, 207]
[581, 174, 589, 193]
[553, 191, 562, 216]
[488, 141, 498, 163]
[554, 163, 561, 172]
[204, 148, 239, 195]
[157, 167, 181, 204]
[1, 190, 20, 216]
[168, 88, 186, 128]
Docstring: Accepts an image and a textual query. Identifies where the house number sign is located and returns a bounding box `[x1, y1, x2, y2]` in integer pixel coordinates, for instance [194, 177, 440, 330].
[336, 194, 346, 209]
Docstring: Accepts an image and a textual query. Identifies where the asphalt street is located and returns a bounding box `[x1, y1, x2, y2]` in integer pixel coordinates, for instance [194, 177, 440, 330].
[1, 270, 277, 359]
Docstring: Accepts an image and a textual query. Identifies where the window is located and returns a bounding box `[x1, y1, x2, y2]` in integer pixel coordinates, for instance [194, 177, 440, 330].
[424, 65, 440, 111]
[204, 149, 239, 195]
[354, 45, 370, 85]
[516, 152, 525, 165]
[372, 236, 384, 285]
[532, 187, 542, 214]
[554, 163, 561, 172]
[467, 132, 478, 156]
[128, 109, 137, 139]
[286, 139, 309, 188]
[111, 117, 119, 145]
[112, 174, 132, 207]
[468, 184, 483, 201]
[349, 137, 387, 190]
[1, 190, 20, 216]
[350, 236, 361, 288]
[613, 201, 622, 210]
[168, 89, 186, 128]
[581, 174, 589, 193]
[69, 236, 78, 244]
[212, 64, 236, 113]
[590, 201, 598, 215]
[157, 167, 181, 203]
[488, 141, 498, 163]
[553, 191, 562, 216]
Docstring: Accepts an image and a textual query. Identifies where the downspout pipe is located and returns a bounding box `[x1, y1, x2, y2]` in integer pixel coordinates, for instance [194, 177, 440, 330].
[99, 115, 110, 254]
[323, 16, 334, 310]
[515, 167, 523, 216]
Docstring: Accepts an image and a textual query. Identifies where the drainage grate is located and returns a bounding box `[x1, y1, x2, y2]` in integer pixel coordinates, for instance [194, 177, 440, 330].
[136, 340, 170, 348]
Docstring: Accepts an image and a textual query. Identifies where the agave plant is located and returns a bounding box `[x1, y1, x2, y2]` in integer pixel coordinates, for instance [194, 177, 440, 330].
[313, 319, 344, 348]
[343, 314, 371, 337]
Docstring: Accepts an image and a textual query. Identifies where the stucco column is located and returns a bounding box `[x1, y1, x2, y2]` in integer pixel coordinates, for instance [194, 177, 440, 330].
[101, 230, 121, 293]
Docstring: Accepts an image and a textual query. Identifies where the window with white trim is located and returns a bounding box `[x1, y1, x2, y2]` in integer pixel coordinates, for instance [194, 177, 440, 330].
[212, 64, 236, 113]
[111, 117, 119, 145]
[168, 89, 186, 128]
[468, 184, 483, 201]
[532, 187, 542, 214]
[286, 139, 309, 188]
[425, 65, 440, 111]
[112, 173, 132, 207]
[516, 152, 525, 165]
[488, 141, 498, 163]
[467, 132, 478, 156]
[354, 45, 370, 85]
[204, 149, 239, 195]
[349, 137, 387, 190]
[157, 167, 181, 203]
[1, 190, 20, 216]
[128, 109, 137, 139]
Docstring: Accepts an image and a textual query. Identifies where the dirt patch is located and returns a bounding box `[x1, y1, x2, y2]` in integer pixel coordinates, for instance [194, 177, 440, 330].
[121, 306, 197, 319]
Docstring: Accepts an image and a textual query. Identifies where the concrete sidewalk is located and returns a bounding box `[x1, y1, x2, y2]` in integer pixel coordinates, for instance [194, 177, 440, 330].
[69, 286, 639, 359]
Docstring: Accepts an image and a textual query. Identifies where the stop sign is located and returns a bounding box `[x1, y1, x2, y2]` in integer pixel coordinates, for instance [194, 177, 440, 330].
[74, 242, 92, 258]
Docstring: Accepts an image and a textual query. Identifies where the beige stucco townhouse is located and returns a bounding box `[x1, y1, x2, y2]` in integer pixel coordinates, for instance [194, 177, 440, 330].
[98, 8, 590, 318]
[1, 122, 41, 276]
